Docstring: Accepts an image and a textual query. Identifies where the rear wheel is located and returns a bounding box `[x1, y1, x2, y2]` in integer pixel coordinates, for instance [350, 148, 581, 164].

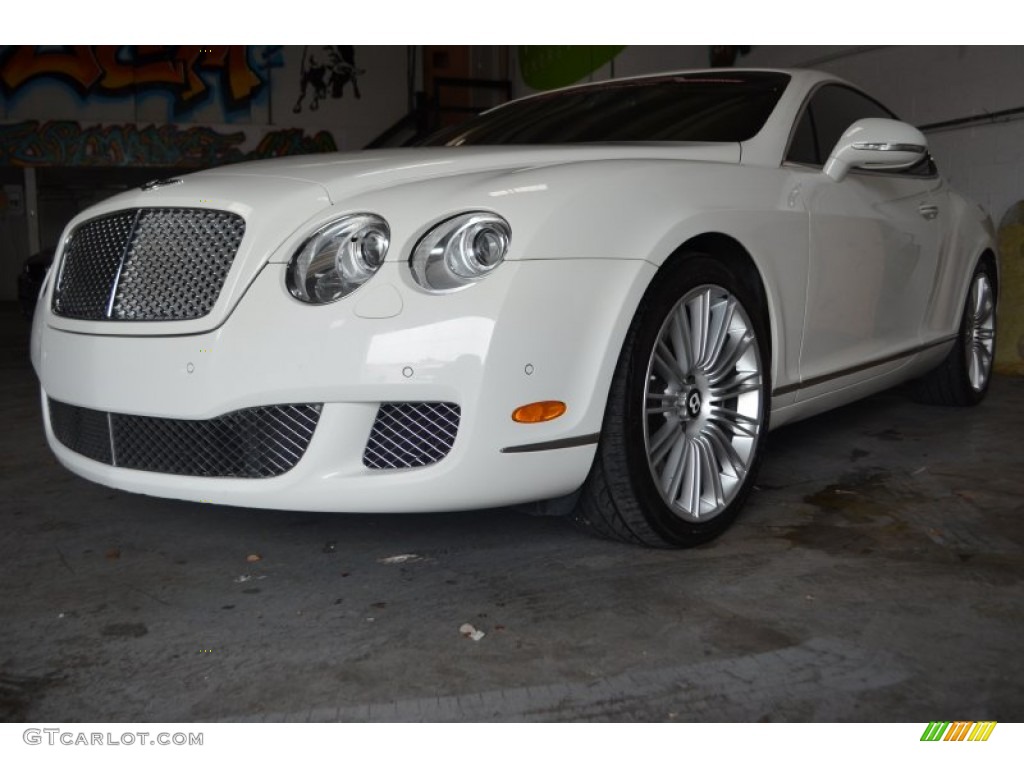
[574, 253, 770, 547]
[912, 260, 996, 406]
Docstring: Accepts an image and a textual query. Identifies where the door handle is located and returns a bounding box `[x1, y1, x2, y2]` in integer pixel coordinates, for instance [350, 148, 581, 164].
[918, 204, 939, 220]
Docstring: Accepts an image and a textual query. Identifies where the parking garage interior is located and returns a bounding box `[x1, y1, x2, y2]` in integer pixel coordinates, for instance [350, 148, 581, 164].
[1, 44, 1022, 730]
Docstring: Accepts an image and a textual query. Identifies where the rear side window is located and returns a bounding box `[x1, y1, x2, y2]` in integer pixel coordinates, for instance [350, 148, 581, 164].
[786, 84, 937, 176]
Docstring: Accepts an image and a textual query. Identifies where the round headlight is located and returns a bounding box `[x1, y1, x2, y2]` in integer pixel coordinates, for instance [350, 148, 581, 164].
[287, 214, 390, 304]
[411, 212, 510, 292]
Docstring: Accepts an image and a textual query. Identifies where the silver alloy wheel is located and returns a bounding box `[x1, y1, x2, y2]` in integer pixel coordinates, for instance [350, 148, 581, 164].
[643, 284, 763, 523]
[964, 272, 996, 391]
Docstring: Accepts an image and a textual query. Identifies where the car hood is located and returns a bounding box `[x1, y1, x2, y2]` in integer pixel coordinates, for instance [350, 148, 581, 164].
[196, 143, 741, 204]
[44, 143, 740, 338]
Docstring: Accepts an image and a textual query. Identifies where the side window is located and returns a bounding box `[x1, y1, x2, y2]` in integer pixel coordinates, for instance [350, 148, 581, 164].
[786, 84, 936, 177]
[808, 85, 892, 161]
[787, 108, 819, 165]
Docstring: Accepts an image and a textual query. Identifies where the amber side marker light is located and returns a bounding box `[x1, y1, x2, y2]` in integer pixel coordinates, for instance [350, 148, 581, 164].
[512, 401, 567, 423]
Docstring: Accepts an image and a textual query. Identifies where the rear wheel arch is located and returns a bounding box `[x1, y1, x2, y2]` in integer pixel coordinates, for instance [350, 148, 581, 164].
[979, 248, 999, 294]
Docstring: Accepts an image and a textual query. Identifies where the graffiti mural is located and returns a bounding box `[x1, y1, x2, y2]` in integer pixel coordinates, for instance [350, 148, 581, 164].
[0, 46, 275, 114]
[0, 46, 405, 165]
[0, 120, 337, 169]
[292, 46, 363, 113]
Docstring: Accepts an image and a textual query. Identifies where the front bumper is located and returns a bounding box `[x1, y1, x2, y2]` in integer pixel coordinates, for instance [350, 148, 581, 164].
[34, 258, 654, 512]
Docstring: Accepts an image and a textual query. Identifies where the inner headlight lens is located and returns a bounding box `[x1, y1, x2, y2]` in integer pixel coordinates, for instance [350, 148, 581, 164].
[287, 214, 390, 304]
[411, 212, 510, 292]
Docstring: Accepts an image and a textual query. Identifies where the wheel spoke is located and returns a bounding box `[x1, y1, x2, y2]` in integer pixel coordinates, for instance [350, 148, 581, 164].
[688, 290, 710, 371]
[971, 276, 995, 324]
[654, 341, 687, 387]
[669, 305, 694, 374]
[708, 371, 761, 402]
[649, 419, 683, 467]
[703, 420, 746, 477]
[975, 342, 993, 367]
[978, 293, 994, 323]
[642, 282, 763, 525]
[700, 296, 736, 369]
[661, 435, 690, 505]
[696, 435, 724, 509]
[969, 348, 982, 386]
[708, 407, 759, 438]
[707, 331, 754, 383]
[679, 438, 701, 515]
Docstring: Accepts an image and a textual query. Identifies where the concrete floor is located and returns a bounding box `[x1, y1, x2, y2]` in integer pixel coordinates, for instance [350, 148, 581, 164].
[2, 302, 1022, 722]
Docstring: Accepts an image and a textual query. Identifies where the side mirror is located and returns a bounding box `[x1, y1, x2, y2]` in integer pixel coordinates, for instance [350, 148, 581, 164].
[824, 118, 927, 182]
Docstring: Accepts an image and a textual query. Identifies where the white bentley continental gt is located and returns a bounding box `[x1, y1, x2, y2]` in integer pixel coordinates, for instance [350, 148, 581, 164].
[31, 69, 999, 547]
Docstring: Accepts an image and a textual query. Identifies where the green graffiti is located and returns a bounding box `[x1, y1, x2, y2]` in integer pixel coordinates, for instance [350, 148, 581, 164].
[518, 46, 625, 91]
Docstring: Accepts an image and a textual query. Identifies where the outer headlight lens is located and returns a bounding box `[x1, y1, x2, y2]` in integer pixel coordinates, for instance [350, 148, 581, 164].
[287, 214, 390, 304]
[410, 212, 511, 292]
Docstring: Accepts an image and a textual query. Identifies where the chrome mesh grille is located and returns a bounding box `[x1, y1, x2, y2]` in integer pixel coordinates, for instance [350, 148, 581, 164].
[48, 398, 113, 465]
[48, 398, 321, 478]
[114, 209, 245, 320]
[52, 208, 245, 321]
[52, 212, 137, 320]
[363, 402, 460, 469]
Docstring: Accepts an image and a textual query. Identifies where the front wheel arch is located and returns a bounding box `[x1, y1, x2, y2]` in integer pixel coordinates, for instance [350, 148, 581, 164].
[664, 232, 775, 368]
[574, 249, 773, 547]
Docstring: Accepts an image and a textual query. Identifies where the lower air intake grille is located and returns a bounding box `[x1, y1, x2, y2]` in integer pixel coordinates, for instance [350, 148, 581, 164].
[48, 398, 321, 478]
[363, 402, 460, 469]
[48, 398, 114, 465]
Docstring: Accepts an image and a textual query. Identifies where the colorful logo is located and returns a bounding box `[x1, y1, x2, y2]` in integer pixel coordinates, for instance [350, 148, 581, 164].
[921, 721, 997, 741]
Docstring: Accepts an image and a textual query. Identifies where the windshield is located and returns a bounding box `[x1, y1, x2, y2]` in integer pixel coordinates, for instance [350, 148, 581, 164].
[422, 72, 791, 146]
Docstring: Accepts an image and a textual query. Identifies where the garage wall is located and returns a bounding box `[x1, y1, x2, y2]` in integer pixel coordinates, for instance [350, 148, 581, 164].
[0, 46, 408, 165]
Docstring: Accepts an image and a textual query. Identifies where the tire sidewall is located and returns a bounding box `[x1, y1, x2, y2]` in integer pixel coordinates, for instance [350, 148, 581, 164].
[613, 253, 772, 546]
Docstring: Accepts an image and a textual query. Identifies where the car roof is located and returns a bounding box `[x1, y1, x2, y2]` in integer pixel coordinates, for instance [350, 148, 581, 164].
[513, 68, 840, 99]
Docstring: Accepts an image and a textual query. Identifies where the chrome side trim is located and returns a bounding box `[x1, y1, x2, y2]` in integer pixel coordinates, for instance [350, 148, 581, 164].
[500, 433, 600, 454]
[772, 335, 958, 397]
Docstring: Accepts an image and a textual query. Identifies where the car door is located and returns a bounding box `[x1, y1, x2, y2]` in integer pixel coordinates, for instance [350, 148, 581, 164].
[787, 84, 944, 395]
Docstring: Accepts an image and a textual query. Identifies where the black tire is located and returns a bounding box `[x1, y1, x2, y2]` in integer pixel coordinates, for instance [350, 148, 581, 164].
[911, 259, 997, 407]
[574, 252, 771, 548]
